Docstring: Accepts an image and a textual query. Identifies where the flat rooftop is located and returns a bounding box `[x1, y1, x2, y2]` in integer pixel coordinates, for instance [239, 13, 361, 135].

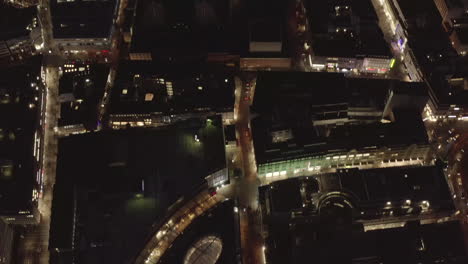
[51, 0, 116, 39]
[0, 59, 41, 214]
[252, 72, 390, 115]
[264, 164, 452, 214]
[50, 117, 226, 261]
[260, 164, 460, 263]
[251, 72, 427, 164]
[305, 0, 391, 58]
[58, 63, 109, 129]
[109, 61, 235, 115]
[288, 221, 467, 264]
[322, 165, 451, 207]
[0, 3, 36, 41]
[130, 0, 238, 55]
[252, 113, 428, 165]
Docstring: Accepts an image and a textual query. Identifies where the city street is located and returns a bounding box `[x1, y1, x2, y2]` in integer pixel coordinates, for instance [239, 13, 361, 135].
[233, 74, 265, 264]
[9, 0, 468, 262]
[370, 0, 423, 82]
[97, 0, 129, 126]
[15, 0, 129, 259]
[288, 0, 313, 71]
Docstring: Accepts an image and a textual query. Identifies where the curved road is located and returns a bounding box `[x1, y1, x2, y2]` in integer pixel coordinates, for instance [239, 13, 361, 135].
[134, 190, 225, 264]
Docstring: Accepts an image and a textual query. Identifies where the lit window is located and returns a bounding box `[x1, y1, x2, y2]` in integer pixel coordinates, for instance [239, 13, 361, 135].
[145, 93, 154, 101]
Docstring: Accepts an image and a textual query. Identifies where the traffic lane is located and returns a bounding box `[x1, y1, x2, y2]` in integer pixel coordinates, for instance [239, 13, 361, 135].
[235, 75, 264, 264]
[239, 209, 263, 264]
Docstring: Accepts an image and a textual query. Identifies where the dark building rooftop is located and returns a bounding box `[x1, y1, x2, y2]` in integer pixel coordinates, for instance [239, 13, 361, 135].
[129, 0, 292, 59]
[252, 72, 392, 116]
[263, 164, 452, 216]
[130, 0, 239, 56]
[252, 110, 428, 165]
[305, 0, 391, 58]
[0, 3, 36, 41]
[224, 124, 236, 143]
[260, 164, 460, 264]
[109, 61, 235, 115]
[58, 63, 109, 129]
[251, 72, 428, 164]
[0, 59, 42, 214]
[51, 0, 117, 39]
[50, 117, 226, 262]
[286, 221, 467, 264]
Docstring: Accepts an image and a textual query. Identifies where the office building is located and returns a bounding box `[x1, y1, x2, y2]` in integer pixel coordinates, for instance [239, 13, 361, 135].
[251, 72, 431, 183]
[49, 116, 227, 262]
[0, 58, 43, 224]
[258, 164, 465, 263]
[3, 0, 38, 8]
[108, 61, 235, 129]
[127, 0, 240, 65]
[50, 0, 118, 56]
[56, 62, 110, 134]
[304, 0, 393, 74]
[240, 0, 291, 70]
